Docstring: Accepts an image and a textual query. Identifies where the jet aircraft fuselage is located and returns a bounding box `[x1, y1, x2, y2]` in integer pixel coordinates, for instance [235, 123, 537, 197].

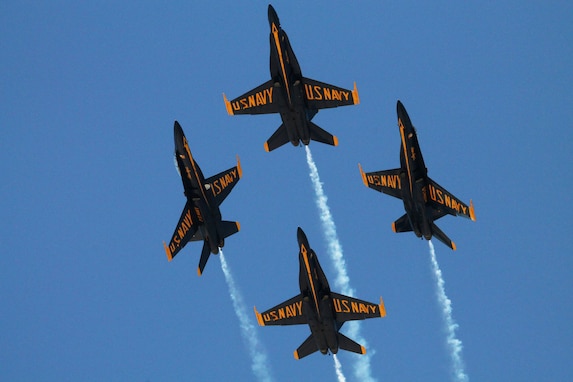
[267, 5, 312, 147]
[396, 100, 433, 240]
[296, 228, 340, 355]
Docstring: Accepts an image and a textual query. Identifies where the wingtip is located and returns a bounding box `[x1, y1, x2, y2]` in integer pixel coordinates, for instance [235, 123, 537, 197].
[469, 199, 476, 221]
[360, 345, 367, 355]
[391, 221, 397, 233]
[223, 93, 234, 115]
[379, 297, 387, 317]
[197, 267, 203, 277]
[352, 82, 360, 105]
[253, 306, 265, 326]
[452, 241, 457, 251]
[333, 135, 339, 147]
[263, 141, 270, 152]
[358, 163, 368, 187]
[294, 350, 300, 360]
[236, 155, 243, 178]
[163, 241, 173, 262]
[236, 221, 241, 232]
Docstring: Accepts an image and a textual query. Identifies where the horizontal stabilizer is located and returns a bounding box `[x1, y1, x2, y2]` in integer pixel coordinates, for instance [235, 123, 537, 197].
[264, 123, 290, 152]
[392, 214, 413, 233]
[294, 334, 319, 360]
[197, 240, 211, 276]
[430, 222, 456, 251]
[219, 220, 240, 240]
[337, 332, 366, 355]
[308, 121, 338, 147]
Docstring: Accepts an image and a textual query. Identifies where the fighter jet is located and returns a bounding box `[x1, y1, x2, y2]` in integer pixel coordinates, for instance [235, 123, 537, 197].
[163, 121, 242, 275]
[254, 227, 385, 359]
[223, 4, 360, 152]
[358, 100, 476, 250]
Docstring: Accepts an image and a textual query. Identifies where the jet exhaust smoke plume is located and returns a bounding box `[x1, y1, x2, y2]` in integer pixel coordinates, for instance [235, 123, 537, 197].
[305, 146, 377, 382]
[333, 354, 347, 382]
[219, 250, 274, 382]
[428, 241, 468, 382]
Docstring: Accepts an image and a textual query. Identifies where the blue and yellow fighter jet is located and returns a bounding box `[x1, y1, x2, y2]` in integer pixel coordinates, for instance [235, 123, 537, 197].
[223, 4, 359, 152]
[254, 227, 385, 359]
[163, 121, 242, 275]
[359, 101, 476, 250]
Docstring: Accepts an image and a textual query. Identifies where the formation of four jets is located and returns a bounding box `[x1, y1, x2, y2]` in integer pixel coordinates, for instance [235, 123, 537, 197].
[163, 4, 475, 359]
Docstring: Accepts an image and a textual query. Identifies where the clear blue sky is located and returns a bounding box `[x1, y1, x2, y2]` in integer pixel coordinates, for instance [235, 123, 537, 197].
[1, 1, 572, 381]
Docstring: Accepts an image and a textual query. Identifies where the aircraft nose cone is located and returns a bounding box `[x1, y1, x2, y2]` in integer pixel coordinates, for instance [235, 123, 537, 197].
[173, 120, 185, 146]
[396, 100, 412, 127]
[297, 227, 306, 242]
[268, 4, 280, 27]
[396, 100, 406, 115]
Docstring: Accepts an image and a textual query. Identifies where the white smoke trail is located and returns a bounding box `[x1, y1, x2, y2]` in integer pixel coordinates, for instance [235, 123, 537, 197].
[305, 146, 376, 382]
[428, 241, 468, 382]
[333, 354, 347, 382]
[219, 250, 274, 382]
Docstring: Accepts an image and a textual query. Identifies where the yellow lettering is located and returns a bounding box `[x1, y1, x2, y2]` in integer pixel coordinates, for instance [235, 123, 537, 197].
[351, 301, 359, 313]
[444, 194, 452, 209]
[389, 176, 397, 188]
[304, 83, 313, 99]
[212, 180, 220, 196]
[367, 174, 401, 189]
[436, 189, 444, 204]
[332, 89, 342, 101]
[248, 95, 256, 108]
[323, 87, 331, 100]
[278, 308, 285, 320]
[256, 92, 265, 106]
[225, 173, 233, 186]
[333, 298, 342, 313]
[429, 184, 437, 202]
[313, 85, 323, 100]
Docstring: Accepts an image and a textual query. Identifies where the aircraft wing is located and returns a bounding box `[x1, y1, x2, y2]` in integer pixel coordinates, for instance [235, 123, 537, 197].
[330, 292, 386, 323]
[302, 77, 359, 110]
[163, 201, 198, 261]
[205, 157, 242, 207]
[427, 177, 476, 221]
[254, 294, 307, 326]
[223, 80, 279, 115]
[358, 165, 403, 199]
